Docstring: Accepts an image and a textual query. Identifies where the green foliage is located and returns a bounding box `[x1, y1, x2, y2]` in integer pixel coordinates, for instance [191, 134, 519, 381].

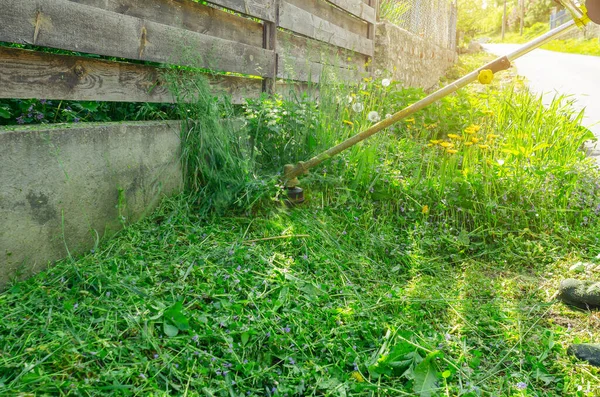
[0, 98, 177, 126]
[1, 54, 600, 395]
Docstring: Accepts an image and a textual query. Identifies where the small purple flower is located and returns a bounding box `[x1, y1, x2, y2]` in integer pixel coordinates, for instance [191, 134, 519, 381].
[139, 373, 146, 379]
[266, 332, 271, 338]
[516, 382, 527, 390]
[445, 333, 451, 341]
[289, 357, 296, 365]
[302, 254, 308, 260]
[228, 250, 234, 256]
[28, 105, 34, 112]
[28, 113, 33, 118]
[40, 99, 47, 105]
[153, 353, 159, 359]
[353, 362, 359, 371]
[282, 326, 291, 333]
[192, 334, 199, 342]
[237, 265, 241, 271]
[66, 106, 72, 111]
[342, 230, 347, 235]
[73, 303, 79, 309]
[216, 370, 222, 375]
[105, 291, 110, 297]
[16, 116, 25, 124]
[74, 117, 80, 123]
[36, 113, 44, 120]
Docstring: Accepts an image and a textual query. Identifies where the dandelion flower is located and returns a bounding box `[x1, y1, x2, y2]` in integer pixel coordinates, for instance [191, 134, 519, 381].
[367, 111, 381, 122]
[478, 69, 494, 84]
[405, 118, 415, 123]
[446, 149, 458, 154]
[351, 371, 365, 382]
[478, 144, 490, 149]
[343, 120, 354, 126]
[464, 124, 481, 134]
[487, 134, 500, 140]
[471, 137, 480, 143]
[440, 141, 454, 148]
[447, 133, 462, 140]
[422, 205, 429, 214]
[429, 139, 442, 144]
[381, 78, 391, 87]
[352, 102, 364, 113]
[464, 142, 474, 146]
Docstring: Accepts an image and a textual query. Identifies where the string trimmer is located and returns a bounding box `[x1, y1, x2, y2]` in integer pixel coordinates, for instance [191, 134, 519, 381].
[282, 0, 595, 205]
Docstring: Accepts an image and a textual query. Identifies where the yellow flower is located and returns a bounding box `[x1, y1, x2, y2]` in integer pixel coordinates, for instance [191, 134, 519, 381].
[429, 139, 442, 144]
[360, 90, 370, 96]
[447, 133, 462, 140]
[343, 120, 354, 126]
[464, 125, 481, 134]
[440, 141, 454, 148]
[446, 149, 458, 154]
[478, 69, 494, 84]
[471, 137, 480, 143]
[363, 77, 372, 83]
[422, 205, 429, 214]
[405, 118, 415, 123]
[478, 144, 490, 149]
[351, 371, 365, 383]
[464, 142, 474, 146]
[427, 143, 434, 147]
[487, 134, 500, 140]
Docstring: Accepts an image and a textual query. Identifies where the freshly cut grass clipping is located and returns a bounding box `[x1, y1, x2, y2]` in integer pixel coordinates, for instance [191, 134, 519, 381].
[166, 72, 268, 215]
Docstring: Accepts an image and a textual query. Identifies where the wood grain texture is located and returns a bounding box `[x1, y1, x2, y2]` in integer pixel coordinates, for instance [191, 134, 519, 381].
[277, 30, 367, 71]
[286, 0, 368, 37]
[204, 0, 276, 22]
[68, 0, 264, 48]
[278, 1, 374, 56]
[278, 55, 360, 83]
[0, 0, 275, 77]
[326, 0, 375, 23]
[0, 47, 262, 104]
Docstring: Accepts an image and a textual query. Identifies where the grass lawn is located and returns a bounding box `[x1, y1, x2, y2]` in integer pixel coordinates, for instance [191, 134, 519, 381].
[486, 22, 600, 56]
[1, 55, 600, 396]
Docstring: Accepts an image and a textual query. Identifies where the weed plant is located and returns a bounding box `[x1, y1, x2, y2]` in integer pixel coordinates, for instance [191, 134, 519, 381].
[1, 55, 600, 395]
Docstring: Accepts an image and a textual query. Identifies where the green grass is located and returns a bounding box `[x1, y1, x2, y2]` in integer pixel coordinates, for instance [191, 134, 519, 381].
[1, 55, 600, 396]
[486, 22, 600, 56]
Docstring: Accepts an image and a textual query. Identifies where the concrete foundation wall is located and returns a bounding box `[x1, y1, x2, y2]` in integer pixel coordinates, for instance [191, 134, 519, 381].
[374, 21, 458, 90]
[0, 121, 182, 288]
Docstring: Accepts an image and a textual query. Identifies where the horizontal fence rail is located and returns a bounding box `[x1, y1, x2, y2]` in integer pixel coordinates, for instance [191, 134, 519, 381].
[0, 0, 379, 103]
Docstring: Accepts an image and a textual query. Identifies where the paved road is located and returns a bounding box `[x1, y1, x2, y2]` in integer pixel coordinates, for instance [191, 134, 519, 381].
[483, 44, 600, 159]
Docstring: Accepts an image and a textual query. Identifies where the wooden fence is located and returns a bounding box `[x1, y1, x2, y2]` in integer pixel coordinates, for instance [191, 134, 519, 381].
[0, 0, 378, 104]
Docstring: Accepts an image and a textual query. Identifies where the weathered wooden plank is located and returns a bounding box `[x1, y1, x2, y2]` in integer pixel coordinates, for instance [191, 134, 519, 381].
[275, 81, 319, 99]
[279, 1, 374, 56]
[205, 0, 277, 22]
[286, 0, 368, 37]
[0, 0, 274, 77]
[68, 0, 264, 48]
[326, 0, 376, 23]
[278, 55, 360, 83]
[277, 30, 367, 71]
[0, 47, 263, 104]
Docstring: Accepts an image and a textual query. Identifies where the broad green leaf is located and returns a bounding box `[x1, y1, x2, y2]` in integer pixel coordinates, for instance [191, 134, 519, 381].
[241, 331, 250, 346]
[0, 107, 10, 119]
[413, 351, 440, 397]
[163, 301, 189, 331]
[163, 322, 179, 337]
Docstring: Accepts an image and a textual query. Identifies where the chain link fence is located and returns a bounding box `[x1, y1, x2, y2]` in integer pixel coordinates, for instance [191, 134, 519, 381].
[379, 0, 457, 50]
[550, 8, 600, 39]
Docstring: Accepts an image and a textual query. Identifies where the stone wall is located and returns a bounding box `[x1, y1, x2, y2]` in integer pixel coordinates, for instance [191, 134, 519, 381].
[0, 121, 182, 289]
[374, 21, 458, 90]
